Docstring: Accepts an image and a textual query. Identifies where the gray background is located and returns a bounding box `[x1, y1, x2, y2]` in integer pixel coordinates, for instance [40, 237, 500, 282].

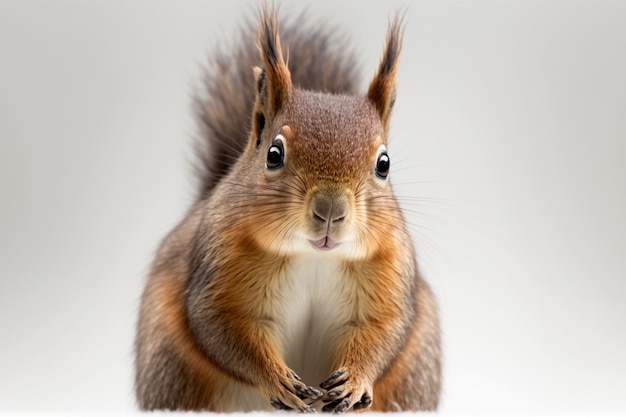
[1, 0, 625, 413]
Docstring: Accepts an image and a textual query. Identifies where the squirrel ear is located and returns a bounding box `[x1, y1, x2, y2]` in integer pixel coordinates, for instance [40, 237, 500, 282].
[367, 14, 404, 133]
[256, 7, 291, 119]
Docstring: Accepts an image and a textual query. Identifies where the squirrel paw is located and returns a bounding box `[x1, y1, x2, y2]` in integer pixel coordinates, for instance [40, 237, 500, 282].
[267, 368, 323, 412]
[319, 368, 373, 413]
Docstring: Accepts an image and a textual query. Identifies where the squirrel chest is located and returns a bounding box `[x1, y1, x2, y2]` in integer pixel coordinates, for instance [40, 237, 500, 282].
[274, 255, 351, 384]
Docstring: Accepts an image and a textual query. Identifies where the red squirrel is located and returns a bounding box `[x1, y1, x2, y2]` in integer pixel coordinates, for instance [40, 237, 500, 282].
[135, 6, 441, 412]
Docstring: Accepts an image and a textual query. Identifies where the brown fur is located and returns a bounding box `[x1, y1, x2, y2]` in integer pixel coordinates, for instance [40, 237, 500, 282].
[193, 7, 360, 200]
[135, 7, 441, 412]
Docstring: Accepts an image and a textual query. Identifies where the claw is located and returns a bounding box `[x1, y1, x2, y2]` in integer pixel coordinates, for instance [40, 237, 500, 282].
[324, 389, 343, 399]
[322, 399, 342, 412]
[271, 400, 292, 411]
[296, 384, 324, 400]
[353, 394, 372, 410]
[320, 370, 345, 389]
[333, 399, 350, 413]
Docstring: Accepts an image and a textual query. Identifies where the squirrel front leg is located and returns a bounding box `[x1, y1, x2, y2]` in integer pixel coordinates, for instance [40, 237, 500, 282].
[320, 265, 414, 412]
[320, 321, 402, 412]
[186, 265, 323, 411]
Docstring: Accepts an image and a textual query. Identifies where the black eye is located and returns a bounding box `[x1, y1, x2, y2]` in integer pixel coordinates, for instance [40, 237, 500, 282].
[266, 139, 284, 170]
[375, 152, 390, 179]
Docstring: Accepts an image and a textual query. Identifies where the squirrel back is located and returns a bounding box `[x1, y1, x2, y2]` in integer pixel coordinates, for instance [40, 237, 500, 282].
[136, 7, 441, 413]
[193, 12, 360, 200]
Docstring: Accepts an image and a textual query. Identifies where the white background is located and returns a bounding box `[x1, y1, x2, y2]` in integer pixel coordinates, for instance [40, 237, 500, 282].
[1, 0, 625, 414]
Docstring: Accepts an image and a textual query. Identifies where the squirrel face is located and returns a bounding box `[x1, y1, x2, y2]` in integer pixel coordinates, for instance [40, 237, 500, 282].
[231, 11, 403, 260]
[243, 89, 397, 260]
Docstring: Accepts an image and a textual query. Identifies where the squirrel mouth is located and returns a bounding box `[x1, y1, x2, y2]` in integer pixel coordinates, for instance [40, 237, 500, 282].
[309, 236, 337, 251]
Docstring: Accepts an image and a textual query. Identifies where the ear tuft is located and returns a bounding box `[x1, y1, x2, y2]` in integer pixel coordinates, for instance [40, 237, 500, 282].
[257, 6, 292, 117]
[367, 13, 405, 133]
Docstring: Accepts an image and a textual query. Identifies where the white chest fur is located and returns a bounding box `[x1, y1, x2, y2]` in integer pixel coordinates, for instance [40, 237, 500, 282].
[217, 254, 354, 411]
[275, 254, 352, 386]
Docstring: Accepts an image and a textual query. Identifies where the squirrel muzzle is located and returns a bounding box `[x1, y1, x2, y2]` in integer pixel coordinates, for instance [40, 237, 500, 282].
[308, 188, 350, 251]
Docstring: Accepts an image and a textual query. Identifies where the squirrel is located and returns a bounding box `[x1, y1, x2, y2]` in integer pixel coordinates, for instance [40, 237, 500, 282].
[135, 6, 441, 413]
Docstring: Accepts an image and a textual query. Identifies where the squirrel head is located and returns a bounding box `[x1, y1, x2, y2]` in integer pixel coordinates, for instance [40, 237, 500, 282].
[239, 8, 405, 259]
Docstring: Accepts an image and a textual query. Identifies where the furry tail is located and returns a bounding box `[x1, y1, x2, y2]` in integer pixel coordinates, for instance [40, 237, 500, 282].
[193, 11, 361, 201]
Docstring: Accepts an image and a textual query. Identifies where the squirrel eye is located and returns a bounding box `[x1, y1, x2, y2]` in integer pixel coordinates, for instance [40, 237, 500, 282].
[375, 151, 390, 179]
[266, 136, 285, 170]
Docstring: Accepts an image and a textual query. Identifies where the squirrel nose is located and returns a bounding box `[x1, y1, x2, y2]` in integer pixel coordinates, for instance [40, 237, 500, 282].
[312, 195, 348, 226]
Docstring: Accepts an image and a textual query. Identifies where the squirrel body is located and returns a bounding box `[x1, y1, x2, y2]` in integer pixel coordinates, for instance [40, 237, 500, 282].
[135, 8, 441, 412]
